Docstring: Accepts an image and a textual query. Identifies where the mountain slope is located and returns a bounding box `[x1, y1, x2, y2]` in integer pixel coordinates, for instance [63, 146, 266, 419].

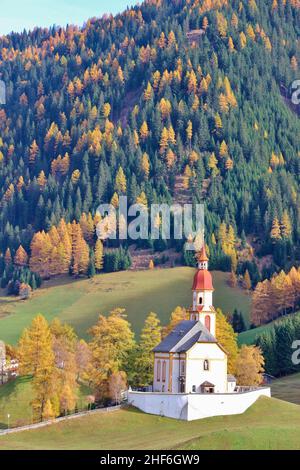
[0, 0, 299, 286]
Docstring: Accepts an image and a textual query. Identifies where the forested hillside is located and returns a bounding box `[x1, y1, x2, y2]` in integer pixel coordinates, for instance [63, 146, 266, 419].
[0, 0, 299, 292]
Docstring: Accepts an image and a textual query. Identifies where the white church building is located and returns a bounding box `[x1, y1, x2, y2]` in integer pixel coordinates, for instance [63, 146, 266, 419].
[128, 246, 271, 421]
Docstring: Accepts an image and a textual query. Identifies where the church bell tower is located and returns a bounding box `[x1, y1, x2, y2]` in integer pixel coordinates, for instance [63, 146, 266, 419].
[189, 245, 216, 336]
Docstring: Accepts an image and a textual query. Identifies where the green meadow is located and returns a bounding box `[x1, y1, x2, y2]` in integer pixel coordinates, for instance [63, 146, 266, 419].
[0, 397, 299, 450]
[0, 376, 90, 430]
[0, 268, 251, 344]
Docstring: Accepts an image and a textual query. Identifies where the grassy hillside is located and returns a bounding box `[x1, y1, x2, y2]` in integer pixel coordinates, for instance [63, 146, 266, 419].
[271, 373, 300, 406]
[238, 311, 300, 345]
[0, 397, 299, 450]
[0, 268, 251, 345]
[0, 377, 90, 430]
[1, 372, 298, 431]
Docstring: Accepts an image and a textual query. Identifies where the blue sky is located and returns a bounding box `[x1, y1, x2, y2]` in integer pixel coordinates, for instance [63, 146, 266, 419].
[0, 0, 137, 35]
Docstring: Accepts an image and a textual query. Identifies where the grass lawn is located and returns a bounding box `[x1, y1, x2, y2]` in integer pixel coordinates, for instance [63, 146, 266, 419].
[0, 397, 299, 450]
[271, 373, 300, 405]
[0, 268, 251, 345]
[238, 311, 300, 345]
[0, 377, 90, 430]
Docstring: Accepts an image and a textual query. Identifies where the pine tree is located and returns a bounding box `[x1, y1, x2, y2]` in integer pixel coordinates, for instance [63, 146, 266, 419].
[256, 331, 278, 376]
[4, 248, 12, 266]
[88, 253, 96, 278]
[232, 309, 246, 333]
[275, 320, 296, 375]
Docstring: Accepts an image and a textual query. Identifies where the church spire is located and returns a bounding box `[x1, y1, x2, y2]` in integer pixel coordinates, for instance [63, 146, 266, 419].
[196, 244, 209, 270]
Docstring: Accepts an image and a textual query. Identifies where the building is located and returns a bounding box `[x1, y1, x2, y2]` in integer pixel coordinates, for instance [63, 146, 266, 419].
[186, 29, 205, 45]
[0, 341, 19, 385]
[153, 246, 230, 395]
[128, 246, 271, 421]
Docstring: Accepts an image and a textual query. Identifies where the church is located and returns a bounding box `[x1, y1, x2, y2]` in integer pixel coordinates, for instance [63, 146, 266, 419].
[152, 245, 235, 395]
[128, 246, 271, 421]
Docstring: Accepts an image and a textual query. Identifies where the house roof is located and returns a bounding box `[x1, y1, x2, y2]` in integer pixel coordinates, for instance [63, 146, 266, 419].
[201, 381, 215, 387]
[227, 375, 236, 383]
[153, 320, 217, 353]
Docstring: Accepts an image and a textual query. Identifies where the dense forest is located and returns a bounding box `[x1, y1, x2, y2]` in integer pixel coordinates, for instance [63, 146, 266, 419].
[0, 0, 299, 295]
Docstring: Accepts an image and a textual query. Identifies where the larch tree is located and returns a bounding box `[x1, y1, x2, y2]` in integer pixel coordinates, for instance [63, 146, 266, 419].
[115, 166, 127, 194]
[18, 315, 57, 420]
[140, 121, 149, 140]
[270, 216, 281, 241]
[108, 371, 127, 404]
[94, 239, 104, 272]
[216, 308, 238, 374]
[17, 315, 54, 376]
[149, 259, 155, 270]
[160, 127, 169, 154]
[141, 153, 150, 179]
[14, 245, 28, 267]
[235, 345, 265, 386]
[143, 82, 153, 101]
[87, 309, 135, 399]
[243, 270, 252, 291]
[135, 312, 162, 386]
[251, 279, 272, 326]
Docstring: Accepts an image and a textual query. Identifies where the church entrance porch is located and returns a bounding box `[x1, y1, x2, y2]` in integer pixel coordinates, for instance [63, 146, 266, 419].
[179, 377, 185, 393]
[200, 381, 215, 394]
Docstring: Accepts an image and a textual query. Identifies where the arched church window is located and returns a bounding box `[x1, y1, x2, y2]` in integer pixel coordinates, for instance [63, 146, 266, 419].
[157, 360, 161, 382]
[205, 315, 211, 332]
[162, 361, 167, 382]
[204, 360, 209, 371]
[199, 297, 203, 305]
